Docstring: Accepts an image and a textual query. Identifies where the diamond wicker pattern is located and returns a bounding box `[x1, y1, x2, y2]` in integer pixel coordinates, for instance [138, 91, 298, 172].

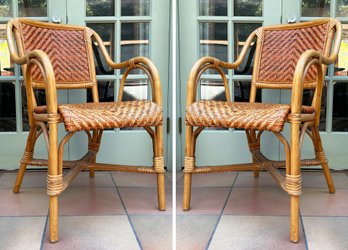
[20, 22, 92, 83]
[47, 101, 163, 132]
[185, 101, 291, 132]
[258, 23, 328, 83]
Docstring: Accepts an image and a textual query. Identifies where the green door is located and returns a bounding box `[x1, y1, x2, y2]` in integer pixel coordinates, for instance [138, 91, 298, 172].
[178, 0, 348, 170]
[0, 0, 171, 170]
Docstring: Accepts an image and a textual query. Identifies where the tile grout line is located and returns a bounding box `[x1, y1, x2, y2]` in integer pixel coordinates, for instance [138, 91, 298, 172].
[39, 211, 49, 250]
[205, 172, 239, 250]
[300, 212, 309, 250]
[110, 173, 143, 250]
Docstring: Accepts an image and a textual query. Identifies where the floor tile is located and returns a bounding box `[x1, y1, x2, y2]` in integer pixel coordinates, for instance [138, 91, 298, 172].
[118, 187, 172, 214]
[301, 171, 348, 189]
[130, 215, 172, 250]
[176, 187, 230, 215]
[300, 189, 348, 216]
[177, 172, 237, 187]
[176, 215, 219, 250]
[70, 171, 114, 187]
[302, 216, 348, 249]
[0, 216, 46, 250]
[224, 187, 290, 216]
[59, 187, 125, 215]
[0, 188, 48, 216]
[43, 215, 140, 250]
[112, 172, 171, 187]
[0, 172, 46, 189]
[234, 171, 279, 187]
[208, 215, 306, 250]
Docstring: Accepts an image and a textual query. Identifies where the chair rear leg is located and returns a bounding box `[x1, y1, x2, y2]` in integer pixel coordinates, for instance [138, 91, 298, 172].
[183, 125, 194, 211]
[13, 125, 37, 193]
[312, 127, 335, 193]
[157, 172, 166, 211]
[88, 130, 103, 178]
[246, 130, 261, 178]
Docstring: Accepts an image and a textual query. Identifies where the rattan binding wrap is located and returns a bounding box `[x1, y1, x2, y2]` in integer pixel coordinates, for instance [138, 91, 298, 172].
[186, 101, 291, 132]
[19, 21, 93, 84]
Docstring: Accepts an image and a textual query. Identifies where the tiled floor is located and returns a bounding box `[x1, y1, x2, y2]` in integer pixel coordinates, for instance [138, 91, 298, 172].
[176, 171, 348, 250]
[1, 170, 348, 249]
[0, 171, 172, 250]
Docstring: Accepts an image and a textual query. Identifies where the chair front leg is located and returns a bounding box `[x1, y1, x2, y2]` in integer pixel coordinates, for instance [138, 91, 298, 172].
[154, 125, 166, 211]
[88, 130, 103, 178]
[183, 125, 194, 211]
[289, 119, 302, 243]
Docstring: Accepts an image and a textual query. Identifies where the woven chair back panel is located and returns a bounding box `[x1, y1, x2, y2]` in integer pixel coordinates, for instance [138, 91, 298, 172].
[257, 23, 329, 84]
[20, 22, 92, 83]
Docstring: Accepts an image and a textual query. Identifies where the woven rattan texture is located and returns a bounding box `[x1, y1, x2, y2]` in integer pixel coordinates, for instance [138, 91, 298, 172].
[57, 101, 162, 132]
[185, 101, 291, 132]
[258, 23, 328, 83]
[20, 22, 92, 83]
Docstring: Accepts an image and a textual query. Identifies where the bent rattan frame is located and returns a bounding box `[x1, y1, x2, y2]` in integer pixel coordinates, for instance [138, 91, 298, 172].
[182, 18, 342, 243]
[6, 18, 166, 243]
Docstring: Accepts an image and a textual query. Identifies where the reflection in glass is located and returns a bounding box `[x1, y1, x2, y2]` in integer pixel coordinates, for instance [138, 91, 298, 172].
[302, 83, 327, 131]
[86, 0, 114, 16]
[0, 82, 16, 131]
[302, 0, 330, 17]
[234, 23, 261, 75]
[200, 22, 228, 74]
[234, 81, 261, 102]
[333, 82, 348, 131]
[0, 0, 12, 16]
[87, 81, 115, 103]
[88, 23, 115, 74]
[234, 0, 262, 16]
[22, 83, 46, 131]
[337, 0, 348, 16]
[121, 80, 148, 101]
[335, 24, 348, 76]
[0, 24, 14, 76]
[18, 0, 47, 17]
[201, 80, 226, 101]
[199, 0, 227, 16]
[121, 0, 150, 16]
[121, 22, 149, 74]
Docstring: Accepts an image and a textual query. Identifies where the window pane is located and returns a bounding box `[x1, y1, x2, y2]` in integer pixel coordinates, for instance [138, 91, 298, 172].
[302, 83, 327, 131]
[0, 82, 16, 131]
[234, 23, 261, 75]
[199, 22, 228, 74]
[234, 81, 261, 102]
[333, 82, 348, 131]
[0, 24, 14, 77]
[88, 23, 115, 69]
[22, 83, 46, 131]
[121, 79, 148, 101]
[121, 22, 149, 74]
[234, 0, 262, 16]
[0, 0, 12, 17]
[121, 0, 150, 16]
[86, 0, 114, 16]
[301, 0, 330, 17]
[199, 0, 227, 16]
[337, 0, 348, 16]
[87, 81, 115, 103]
[201, 79, 226, 101]
[335, 24, 348, 76]
[18, 0, 47, 17]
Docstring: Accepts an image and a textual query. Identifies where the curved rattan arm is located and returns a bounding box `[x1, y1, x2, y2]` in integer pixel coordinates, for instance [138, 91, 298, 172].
[186, 31, 257, 106]
[91, 31, 162, 106]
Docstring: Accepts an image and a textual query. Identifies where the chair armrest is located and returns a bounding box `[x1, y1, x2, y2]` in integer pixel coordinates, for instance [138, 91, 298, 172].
[186, 31, 257, 106]
[91, 32, 162, 106]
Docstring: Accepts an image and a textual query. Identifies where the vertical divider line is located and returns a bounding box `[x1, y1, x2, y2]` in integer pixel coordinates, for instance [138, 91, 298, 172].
[172, 0, 177, 249]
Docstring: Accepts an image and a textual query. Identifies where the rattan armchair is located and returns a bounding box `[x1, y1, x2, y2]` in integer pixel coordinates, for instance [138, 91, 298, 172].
[6, 18, 166, 243]
[183, 19, 342, 243]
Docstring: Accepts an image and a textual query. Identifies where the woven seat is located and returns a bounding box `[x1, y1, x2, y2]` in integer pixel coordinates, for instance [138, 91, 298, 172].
[34, 101, 163, 132]
[7, 18, 166, 243]
[182, 19, 342, 244]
